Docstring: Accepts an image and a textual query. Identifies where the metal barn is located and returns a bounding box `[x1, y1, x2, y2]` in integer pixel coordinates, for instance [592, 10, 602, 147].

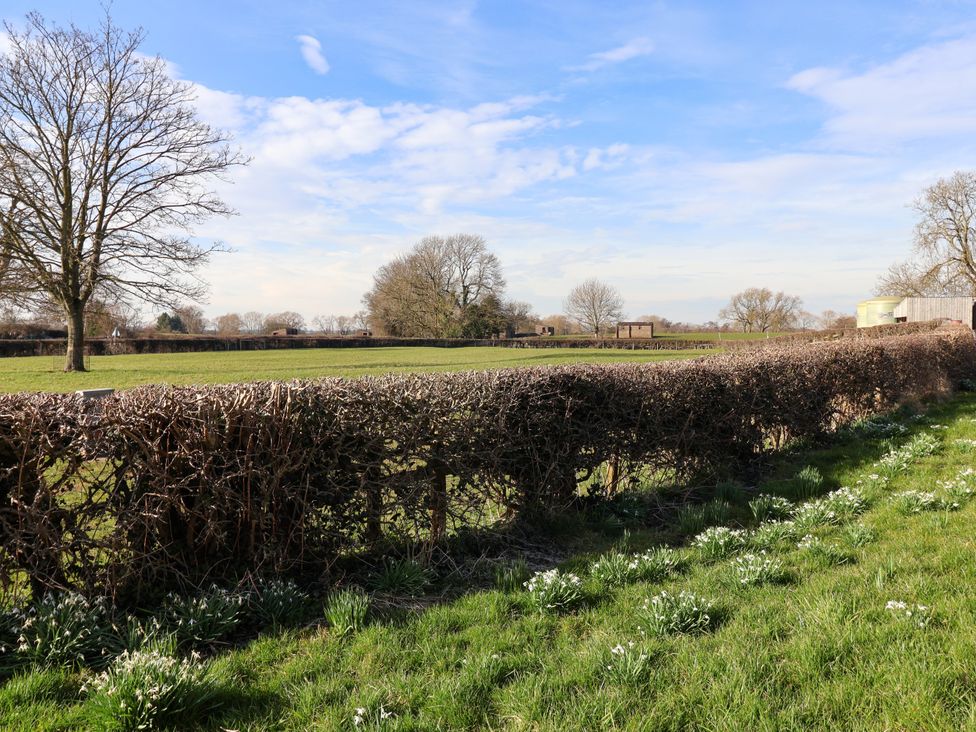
[893, 297, 976, 328]
[856, 296, 976, 328]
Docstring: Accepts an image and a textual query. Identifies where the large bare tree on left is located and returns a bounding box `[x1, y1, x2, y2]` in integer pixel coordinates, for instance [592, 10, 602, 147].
[0, 13, 245, 371]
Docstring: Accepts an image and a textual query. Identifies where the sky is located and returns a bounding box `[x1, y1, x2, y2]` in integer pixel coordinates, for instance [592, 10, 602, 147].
[4, 0, 976, 324]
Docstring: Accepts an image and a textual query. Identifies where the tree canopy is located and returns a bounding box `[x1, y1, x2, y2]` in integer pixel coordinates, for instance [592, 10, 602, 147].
[877, 171, 976, 298]
[0, 12, 244, 369]
[564, 279, 624, 336]
[364, 234, 508, 337]
[719, 287, 801, 332]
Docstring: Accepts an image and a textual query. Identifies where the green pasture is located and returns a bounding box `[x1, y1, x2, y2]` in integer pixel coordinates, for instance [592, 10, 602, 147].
[654, 330, 786, 341]
[0, 345, 715, 393]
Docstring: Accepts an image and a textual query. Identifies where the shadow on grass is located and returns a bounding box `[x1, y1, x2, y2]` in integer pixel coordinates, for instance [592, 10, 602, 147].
[208, 681, 287, 731]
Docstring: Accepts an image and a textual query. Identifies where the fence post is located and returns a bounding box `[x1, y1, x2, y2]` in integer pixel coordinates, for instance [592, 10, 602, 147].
[430, 467, 448, 544]
[364, 468, 383, 543]
[604, 456, 620, 497]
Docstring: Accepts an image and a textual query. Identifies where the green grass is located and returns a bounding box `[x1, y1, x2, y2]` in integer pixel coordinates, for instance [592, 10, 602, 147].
[655, 330, 787, 341]
[0, 346, 714, 394]
[545, 331, 778, 341]
[6, 395, 976, 729]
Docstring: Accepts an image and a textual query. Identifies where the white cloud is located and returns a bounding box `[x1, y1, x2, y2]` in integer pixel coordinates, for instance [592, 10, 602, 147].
[788, 34, 976, 150]
[296, 35, 330, 74]
[188, 74, 936, 322]
[568, 38, 654, 73]
[172, 31, 976, 324]
[0, 31, 10, 57]
[582, 143, 629, 171]
[188, 83, 265, 129]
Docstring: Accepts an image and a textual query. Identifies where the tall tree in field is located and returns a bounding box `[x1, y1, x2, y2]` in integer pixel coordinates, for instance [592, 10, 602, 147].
[214, 312, 243, 334]
[564, 279, 624, 336]
[877, 171, 976, 297]
[365, 234, 506, 337]
[719, 287, 801, 332]
[263, 311, 305, 333]
[241, 311, 265, 333]
[0, 13, 244, 370]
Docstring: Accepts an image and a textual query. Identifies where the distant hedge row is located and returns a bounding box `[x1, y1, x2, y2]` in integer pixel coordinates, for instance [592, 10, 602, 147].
[0, 320, 943, 358]
[0, 334, 715, 358]
[0, 326, 972, 603]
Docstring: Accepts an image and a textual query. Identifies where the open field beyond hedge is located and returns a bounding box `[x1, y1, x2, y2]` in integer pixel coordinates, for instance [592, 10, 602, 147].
[0, 345, 714, 393]
[653, 330, 786, 341]
[6, 389, 976, 729]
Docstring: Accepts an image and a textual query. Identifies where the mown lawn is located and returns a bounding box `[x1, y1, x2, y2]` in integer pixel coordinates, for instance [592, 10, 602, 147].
[0, 346, 713, 394]
[5, 394, 976, 730]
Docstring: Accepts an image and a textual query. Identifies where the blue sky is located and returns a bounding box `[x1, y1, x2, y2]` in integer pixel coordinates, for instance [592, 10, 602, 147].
[4, 1, 976, 323]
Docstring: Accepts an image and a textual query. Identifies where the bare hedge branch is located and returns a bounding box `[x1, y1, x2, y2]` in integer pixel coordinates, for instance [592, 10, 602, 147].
[0, 326, 972, 603]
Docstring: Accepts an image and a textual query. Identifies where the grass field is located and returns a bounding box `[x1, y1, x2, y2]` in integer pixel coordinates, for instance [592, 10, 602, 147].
[0, 346, 714, 393]
[5, 393, 976, 730]
[544, 331, 779, 341]
[655, 330, 786, 341]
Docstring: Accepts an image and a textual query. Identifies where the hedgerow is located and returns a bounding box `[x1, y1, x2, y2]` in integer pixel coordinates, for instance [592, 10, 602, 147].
[0, 327, 972, 603]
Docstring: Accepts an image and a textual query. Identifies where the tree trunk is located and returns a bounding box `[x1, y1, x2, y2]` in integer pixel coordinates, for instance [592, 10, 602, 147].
[64, 301, 86, 372]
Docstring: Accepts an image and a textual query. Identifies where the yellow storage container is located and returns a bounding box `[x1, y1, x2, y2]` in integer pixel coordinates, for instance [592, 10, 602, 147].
[856, 297, 903, 328]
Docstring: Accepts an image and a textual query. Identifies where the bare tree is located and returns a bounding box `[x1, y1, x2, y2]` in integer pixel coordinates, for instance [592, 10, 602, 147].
[908, 171, 976, 294]
[796, 310, 819, 331]
[241, 311, 265, 333]
[214, 313, 243, 334]
[637, 314, 674, 331]
[876, 257, 973, 297]
[352, 310, 370, 331]
[541, 314, 578, 336]
[172, 304, 206, 334]
[719, 288, 801, 332]
[502, 300, 537, 334]
[263, 311, 305, 332]
[0, 13, 245, 370]
[364, 234, 506, 337]
[818, 309, 855, 330]
[564, 279, 624, 336]
[312, 314, 336, 334]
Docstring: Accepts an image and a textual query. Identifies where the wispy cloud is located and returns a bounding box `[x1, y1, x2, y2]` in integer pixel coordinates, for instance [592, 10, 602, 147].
[296, 34, 330, 74]
[0, 31, 11, 57]
[568, 37, 654, 73]
[788, 34, 976, 151]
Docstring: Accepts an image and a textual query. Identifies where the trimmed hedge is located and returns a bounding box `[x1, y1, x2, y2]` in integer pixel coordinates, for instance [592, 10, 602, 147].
[0, 327, 972, 603]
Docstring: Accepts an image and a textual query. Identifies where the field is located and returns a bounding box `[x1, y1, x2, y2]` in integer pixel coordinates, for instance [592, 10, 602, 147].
[6, 390, 976, 730]
[0, 346, 713, 393]
[654, 330, 786, 341]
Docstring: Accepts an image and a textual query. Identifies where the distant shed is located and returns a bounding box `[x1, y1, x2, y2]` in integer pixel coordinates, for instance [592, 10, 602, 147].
[271, 327, 299, 336]
[616, 321, 654, 339]
[894, 297, 976, 328]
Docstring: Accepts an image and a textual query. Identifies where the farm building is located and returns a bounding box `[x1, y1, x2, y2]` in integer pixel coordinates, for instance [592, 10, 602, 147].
[856, 296, 976, 328]
[536, 325, 555, 336]
[271, 327, 300, 336]
[616, 321, 654, 339]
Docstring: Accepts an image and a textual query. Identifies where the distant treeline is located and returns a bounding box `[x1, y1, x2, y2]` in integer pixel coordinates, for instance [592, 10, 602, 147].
[0, 334, 714, 358]
[0, 321, 944, 359]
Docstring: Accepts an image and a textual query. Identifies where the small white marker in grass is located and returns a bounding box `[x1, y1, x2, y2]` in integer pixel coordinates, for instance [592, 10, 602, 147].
[75, 388, 114, 399]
